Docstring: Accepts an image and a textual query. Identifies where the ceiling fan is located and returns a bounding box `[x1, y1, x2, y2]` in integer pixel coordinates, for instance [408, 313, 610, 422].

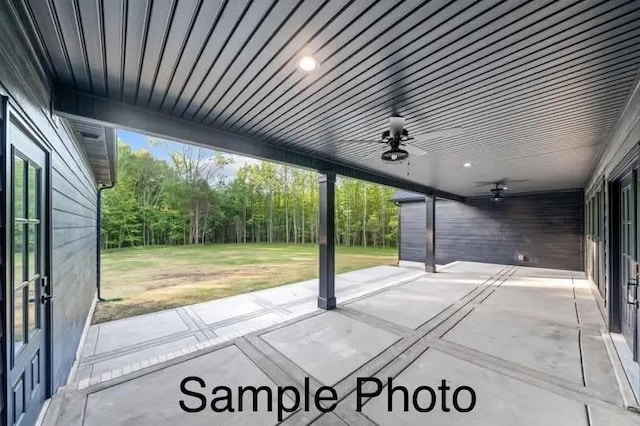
[474, 179, 528, 202]
[337, 115, 463, 163]
[489, 183, 505, 202]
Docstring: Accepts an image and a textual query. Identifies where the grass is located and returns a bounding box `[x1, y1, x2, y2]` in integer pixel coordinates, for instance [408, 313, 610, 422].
[94, 244, 397, 324]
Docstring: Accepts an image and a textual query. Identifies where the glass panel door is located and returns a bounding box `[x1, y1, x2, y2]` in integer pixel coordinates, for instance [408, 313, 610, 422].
[620, 173, 637, 358]
[6, 118, 49, 426]
[12, 155, 42, 354]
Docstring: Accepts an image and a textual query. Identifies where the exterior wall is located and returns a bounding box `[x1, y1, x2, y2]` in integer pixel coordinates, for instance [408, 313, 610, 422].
[583, 76, 640, 328]
[437, 191, 584, 271]
[0, 3, 97, 393]
[398, 202, 427, 263]
[398, 191, 584, 271]
[580, 76, 640, 399]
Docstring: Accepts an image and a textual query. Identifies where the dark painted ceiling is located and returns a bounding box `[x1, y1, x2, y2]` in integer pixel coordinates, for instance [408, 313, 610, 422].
[17, 0, 640, 196]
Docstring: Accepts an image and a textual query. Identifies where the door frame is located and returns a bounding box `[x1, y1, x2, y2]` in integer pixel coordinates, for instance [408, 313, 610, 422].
[1, 97, 53, 422]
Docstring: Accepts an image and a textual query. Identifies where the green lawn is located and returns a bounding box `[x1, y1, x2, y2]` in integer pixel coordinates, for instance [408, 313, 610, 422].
[94, 244, 397, 324]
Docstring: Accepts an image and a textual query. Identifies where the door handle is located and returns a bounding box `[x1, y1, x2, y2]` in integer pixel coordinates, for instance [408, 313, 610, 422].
[628, 281, 639, 307]
[40, 276, 52, 304]
[627, 261, 639, 307]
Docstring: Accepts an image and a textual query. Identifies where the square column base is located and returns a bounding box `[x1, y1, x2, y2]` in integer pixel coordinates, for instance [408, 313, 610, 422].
[317, 296, 337, 310]
[425, 265, 437, 273]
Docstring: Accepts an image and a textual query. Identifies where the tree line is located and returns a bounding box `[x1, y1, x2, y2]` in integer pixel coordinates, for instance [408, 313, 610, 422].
[101, 141, 399, 249]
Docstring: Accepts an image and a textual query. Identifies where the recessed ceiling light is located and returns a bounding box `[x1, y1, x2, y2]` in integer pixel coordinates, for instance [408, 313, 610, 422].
[297, 55, 318, 72]
[463, 162, 471, 167]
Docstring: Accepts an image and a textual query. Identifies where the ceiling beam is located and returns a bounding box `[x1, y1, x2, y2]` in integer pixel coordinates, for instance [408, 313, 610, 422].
[53, 87, 464, 202]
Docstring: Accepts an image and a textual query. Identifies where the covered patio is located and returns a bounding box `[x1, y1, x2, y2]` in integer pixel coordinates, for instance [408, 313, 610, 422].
[73, 265, 424, 384]
[1, 0, 640, 424]
[45, 261, 637, 425]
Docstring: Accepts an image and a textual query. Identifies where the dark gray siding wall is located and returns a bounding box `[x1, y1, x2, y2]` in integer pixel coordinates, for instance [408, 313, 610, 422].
[399, 191, 584, 271]
[398, 202, 428, 263]
[0, 4, 97, 390]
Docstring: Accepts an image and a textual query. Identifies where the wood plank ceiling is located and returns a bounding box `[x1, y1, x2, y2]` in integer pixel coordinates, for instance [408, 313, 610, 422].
[18, 0, 640, 196]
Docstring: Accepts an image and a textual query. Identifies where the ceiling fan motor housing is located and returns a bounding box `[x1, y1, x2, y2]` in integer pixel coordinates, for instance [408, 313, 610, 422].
[382, 129, 410, 149]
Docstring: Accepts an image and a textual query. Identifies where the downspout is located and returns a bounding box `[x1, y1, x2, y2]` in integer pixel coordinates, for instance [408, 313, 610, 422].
[97, 184, 114, 301]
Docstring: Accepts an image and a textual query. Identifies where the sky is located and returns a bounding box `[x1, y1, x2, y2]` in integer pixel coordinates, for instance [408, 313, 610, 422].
[117, 129, 262, 178]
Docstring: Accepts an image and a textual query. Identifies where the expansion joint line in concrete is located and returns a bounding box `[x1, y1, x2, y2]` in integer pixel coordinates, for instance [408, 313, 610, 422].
[73, 270, 427, 391]
[249, 294, 291, 316]
[331, 266, 520, 415]
[338, 266, 634, 423]
[79, 328, 202, 364]
[234, 337, 329, 425]
[68, 264, 517, 423]
[82, 304, 282, 364]
[236, 266, 519, 425]
[430, 338, 628, 413]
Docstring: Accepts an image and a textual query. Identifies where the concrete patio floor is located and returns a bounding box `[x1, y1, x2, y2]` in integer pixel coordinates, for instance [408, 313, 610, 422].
[74, 265, 425, 384]
[45, 262, 640, 425]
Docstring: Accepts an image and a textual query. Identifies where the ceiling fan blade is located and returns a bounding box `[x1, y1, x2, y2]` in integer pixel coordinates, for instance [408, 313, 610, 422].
[475, 178, 528, 187]
[402, 144, 428, 156]
[412, 127, 464, 142]
[336, 139, 383, 144]
[364, 147, 385, 159]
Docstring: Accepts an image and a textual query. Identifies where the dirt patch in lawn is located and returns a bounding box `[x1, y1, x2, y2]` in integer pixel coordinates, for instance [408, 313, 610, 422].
[147, 270, 233, 289]
[146, 266, 278, 290]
